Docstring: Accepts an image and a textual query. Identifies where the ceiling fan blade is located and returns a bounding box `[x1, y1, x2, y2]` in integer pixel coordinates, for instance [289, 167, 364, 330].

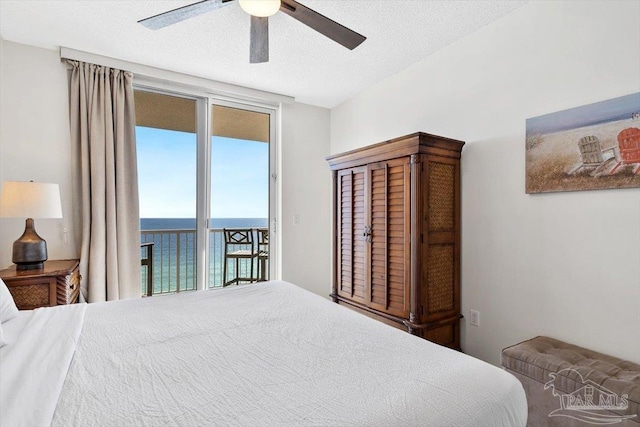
[138, 0, 235, 30]
[279, 0, 366, 50]
[250, 16, 269, 64]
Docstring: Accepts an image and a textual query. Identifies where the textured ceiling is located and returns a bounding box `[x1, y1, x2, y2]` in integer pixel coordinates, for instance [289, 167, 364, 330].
[0, 0, 526, 108]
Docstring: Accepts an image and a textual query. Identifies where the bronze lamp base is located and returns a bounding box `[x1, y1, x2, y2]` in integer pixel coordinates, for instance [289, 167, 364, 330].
[12, 218, 47, 271]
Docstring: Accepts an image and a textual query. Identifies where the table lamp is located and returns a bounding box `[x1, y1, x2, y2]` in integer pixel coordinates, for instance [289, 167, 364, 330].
[0, 181, 63, 270]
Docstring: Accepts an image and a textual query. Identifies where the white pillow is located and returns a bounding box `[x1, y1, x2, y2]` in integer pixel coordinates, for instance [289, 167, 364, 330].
[0, 321, 6, 348]
[0, 278, 19, 323]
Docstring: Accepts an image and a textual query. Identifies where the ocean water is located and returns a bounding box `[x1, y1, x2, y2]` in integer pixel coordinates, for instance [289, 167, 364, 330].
[140, 218, 268, 294]
[141, 218, 268, 230]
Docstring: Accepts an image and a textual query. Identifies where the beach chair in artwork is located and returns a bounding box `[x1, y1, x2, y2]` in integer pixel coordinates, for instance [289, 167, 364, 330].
[610, 127, 640, 174]
[567, 135, 618, 176]
[222, 228, 257, 287]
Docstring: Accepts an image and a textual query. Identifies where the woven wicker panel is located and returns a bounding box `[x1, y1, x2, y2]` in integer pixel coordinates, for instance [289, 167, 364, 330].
[427, 244, 454, 314]
[11, 284, 50, 308]
[428, 162, 455, 231]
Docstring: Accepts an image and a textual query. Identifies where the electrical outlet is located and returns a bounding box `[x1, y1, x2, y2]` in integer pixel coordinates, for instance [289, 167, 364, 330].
[470, 310, 480, 327]
[292, 214, 300, 225]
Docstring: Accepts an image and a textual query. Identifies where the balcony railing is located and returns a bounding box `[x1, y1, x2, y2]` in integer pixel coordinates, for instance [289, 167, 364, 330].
[140, 228, 267, 296]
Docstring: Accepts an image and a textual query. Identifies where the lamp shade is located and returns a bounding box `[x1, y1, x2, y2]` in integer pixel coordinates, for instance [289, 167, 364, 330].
[0, 181, 63, 219]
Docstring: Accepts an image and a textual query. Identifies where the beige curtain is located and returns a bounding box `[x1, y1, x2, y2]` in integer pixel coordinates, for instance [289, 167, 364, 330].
[67, 60, 140, 302]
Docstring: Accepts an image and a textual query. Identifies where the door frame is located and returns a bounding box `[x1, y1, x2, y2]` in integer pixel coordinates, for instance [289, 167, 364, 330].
[133, 81, 280, 292]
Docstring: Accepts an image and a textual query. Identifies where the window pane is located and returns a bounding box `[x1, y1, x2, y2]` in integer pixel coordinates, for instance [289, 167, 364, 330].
[209, 106, 269, 287]
[135, 91, 197, 295]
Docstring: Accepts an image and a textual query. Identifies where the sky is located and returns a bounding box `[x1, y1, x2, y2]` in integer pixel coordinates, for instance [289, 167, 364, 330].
[136, 127, 268, 219]
[526, 92, 640, 135]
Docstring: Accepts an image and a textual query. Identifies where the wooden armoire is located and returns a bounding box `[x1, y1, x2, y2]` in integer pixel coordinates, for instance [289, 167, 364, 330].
[327, 132, 464, 350]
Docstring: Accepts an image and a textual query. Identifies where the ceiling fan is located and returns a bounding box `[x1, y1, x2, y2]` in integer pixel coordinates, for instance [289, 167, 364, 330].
[138, 0, 366, 64]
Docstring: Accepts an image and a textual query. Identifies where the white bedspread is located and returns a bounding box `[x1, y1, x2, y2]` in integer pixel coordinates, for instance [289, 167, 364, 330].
[0, 303, 86, 427]
[6, 281, 526, 426]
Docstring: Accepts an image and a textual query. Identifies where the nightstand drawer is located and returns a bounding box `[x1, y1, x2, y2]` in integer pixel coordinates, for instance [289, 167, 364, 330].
[5, 278, 57, 310]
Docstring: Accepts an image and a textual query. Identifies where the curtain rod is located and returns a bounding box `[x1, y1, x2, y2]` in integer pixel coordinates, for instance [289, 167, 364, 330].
[59, 47, 295, 105]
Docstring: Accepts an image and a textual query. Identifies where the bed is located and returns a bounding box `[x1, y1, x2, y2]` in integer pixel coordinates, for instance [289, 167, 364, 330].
[1, 280, 527, 426]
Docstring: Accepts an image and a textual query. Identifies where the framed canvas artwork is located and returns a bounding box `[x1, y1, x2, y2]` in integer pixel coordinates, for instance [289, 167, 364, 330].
[526, 92, 640, 194]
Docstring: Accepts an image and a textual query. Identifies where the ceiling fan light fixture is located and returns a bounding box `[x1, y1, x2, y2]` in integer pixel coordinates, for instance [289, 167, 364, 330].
[238, 0, 281, 17]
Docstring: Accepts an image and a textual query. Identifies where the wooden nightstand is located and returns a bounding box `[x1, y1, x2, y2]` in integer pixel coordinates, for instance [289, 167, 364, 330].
[0, 259, 80, 310]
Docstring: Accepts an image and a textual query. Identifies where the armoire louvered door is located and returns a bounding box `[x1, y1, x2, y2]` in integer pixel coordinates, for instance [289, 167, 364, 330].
[336, 166, 367, 304]
[367, 158, 410, 318]
[336, 159, 410, 318]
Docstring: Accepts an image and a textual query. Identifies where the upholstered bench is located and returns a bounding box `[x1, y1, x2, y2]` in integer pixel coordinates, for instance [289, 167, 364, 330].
[502, 336, 640, 427]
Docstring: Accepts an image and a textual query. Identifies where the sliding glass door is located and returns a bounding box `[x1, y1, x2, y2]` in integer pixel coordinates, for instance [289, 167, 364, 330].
[134, 89, 276, 294]
[209, 103, 272, 287]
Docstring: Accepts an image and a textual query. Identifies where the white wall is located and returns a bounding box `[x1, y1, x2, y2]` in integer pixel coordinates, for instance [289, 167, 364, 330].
[331, 1, 640, 365]
[0, 39, 77, 266]
[0, 39, 332, 298]
[280, 103, 332, 296]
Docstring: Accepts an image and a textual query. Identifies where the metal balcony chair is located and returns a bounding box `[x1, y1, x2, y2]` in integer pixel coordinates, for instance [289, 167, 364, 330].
[141, 242, 154, 296]
[256, 228, 269, 281]
[222, 228, 257, 287]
